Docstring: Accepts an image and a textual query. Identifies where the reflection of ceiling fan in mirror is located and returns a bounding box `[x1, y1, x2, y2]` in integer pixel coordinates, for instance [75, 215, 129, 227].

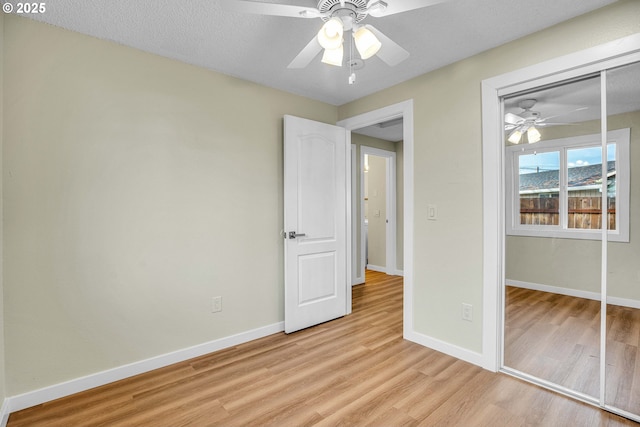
[228, 0, 447, 72]
[505, 99, 587, 144]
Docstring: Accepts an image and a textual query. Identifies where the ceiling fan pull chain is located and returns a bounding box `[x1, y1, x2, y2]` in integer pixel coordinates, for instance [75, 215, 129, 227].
[349, 28, 356, 85]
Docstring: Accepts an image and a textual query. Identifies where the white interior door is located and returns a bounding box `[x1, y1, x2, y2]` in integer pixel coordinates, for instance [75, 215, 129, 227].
[284, 115, 349, 334]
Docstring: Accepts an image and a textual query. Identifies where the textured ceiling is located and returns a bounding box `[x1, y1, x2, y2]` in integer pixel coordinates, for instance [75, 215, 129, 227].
[18, 0, 619, 107]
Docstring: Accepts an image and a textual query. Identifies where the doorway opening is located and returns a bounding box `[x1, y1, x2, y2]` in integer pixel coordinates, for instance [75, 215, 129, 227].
[337, 99, 414, 338]
[356, 143, 399, 281]
[361, 149, 398, 276]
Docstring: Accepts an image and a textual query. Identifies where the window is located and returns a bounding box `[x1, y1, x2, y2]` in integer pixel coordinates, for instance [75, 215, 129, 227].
[506, 128, 630, 241]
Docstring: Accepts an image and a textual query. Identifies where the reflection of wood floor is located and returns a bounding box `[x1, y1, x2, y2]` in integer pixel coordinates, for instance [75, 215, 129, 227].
[8, 274, 637, 426]
[505, 285, 640, 416]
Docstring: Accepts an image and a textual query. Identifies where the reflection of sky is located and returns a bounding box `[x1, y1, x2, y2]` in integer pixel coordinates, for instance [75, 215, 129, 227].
[519, 145, 615, 174]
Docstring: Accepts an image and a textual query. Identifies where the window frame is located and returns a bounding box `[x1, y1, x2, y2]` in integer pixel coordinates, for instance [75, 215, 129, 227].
[505, 128, 630, 242]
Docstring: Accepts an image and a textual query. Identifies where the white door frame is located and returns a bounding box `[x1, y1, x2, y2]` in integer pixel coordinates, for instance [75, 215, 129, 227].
[481, 34, 640, 372]
[338, 100, 414, 335]
[350, 144, 361, 285]
[360, 146, 396, 277]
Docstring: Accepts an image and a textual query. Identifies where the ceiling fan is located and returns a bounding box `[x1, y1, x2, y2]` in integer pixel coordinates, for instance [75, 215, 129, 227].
[504, 99, 587, 144]
[227, 0, 448, 71]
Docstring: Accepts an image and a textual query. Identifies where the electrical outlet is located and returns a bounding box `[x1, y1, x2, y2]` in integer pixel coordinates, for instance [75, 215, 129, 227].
[462, 303, 472, 321]
[212, 296, 222, 313]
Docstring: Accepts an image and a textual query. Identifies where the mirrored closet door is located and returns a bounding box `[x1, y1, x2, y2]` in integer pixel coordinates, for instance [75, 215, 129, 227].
[503, 75, 603, 399]
[502, 59, 640, 422]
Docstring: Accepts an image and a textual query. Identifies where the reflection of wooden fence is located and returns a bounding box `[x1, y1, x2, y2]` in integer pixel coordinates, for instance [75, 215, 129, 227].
[520, 197, 616, 229]
[520, 198, 559, 225]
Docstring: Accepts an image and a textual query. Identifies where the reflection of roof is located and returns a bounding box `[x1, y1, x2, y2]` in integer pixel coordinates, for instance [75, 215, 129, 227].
[519, 161, 615, 192]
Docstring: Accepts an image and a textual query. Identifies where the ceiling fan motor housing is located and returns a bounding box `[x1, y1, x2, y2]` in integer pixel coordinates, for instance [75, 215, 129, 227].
[318, 0, 369, 25]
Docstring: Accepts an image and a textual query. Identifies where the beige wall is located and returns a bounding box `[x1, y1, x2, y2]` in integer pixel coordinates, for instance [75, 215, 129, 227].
[506, 110, 640, 301]
[366, 155, 387, 267]
[338, 0, 640, 352]
[3, 15, 336, 395]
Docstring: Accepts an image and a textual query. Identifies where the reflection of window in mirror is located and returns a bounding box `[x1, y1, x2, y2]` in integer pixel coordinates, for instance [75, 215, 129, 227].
[505, 130, 629, 241]
[503, 75, 630, 242]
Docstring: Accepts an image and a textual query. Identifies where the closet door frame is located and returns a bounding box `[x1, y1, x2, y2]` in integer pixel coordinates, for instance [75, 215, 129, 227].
[481, 33, 640, 421]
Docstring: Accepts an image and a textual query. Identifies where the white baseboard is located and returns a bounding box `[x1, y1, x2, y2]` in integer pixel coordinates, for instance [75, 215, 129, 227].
[352, 269, 365, 285]
[609, 295, 640, 309]
[404, 330, 484, 368]
[507, 279, 640, 309]
[394, 269, 404, 277]
[5, 322, 284, 415]
[366, 264, 386, 273]
[0, 399, 10, 427]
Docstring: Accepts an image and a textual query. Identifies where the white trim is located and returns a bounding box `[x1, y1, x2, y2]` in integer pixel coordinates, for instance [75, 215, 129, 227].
[366, 264, 387, 273]
[360, 146, 397, 278]
[338, 100, 414, 340]
[5, 322, 284, 414]
[394, 269, 404, 277]
[0, 400, 10, 427]
[495, 37, 640, 98]
[481, 79, 503, 371]
[345, 130, 353, 315]
[350, 143, 362, 286]
[482, 33, 640, 373]
[507, 279, 640, 309]
[404, 330, 484, 367]
[599, 73, 609, 405]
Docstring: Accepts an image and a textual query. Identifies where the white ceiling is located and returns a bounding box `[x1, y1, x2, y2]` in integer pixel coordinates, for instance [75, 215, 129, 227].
[19, 0, 619, 108]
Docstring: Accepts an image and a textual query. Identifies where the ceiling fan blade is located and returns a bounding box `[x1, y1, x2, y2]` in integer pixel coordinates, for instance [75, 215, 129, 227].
[505, 112, 524, 125]
[539, 106, 588, 122]
[227, 1, 323, 18]
[365, 25, 409, 66]
[367, 0, 448, 17]
[287, 36, 323, 69]
[537, 122, 579, 127]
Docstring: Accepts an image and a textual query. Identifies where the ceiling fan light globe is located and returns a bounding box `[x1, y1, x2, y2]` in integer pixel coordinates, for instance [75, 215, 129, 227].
[508, 130, 522, 144]
[353, 27, 382, 60]
[527, 127, 541, 143]
[317, 18, 344, 50]
[321, 45, 343, 67]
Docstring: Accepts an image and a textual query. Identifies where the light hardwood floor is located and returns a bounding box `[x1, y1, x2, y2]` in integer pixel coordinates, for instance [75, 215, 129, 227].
[9, 272, 638, 426]
[505, 285, 640, 417]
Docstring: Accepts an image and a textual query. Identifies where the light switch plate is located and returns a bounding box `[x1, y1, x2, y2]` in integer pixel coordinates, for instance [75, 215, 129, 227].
[427, 204, 437, 220]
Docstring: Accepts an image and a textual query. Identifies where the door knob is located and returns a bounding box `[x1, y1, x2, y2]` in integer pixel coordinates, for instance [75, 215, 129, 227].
[288, 231, 306, 239]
